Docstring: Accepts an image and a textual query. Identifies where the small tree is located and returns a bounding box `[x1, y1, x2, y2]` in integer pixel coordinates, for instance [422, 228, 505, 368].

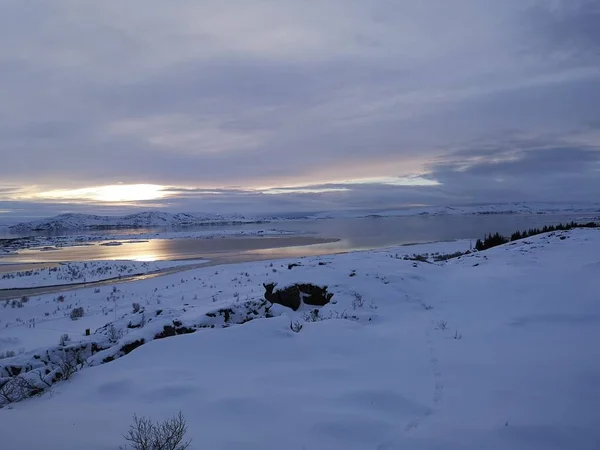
[56, 347, 85, 380]
[121, 411, 191, 450]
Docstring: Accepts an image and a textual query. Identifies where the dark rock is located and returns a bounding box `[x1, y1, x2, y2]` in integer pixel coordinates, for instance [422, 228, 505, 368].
[7, 366, 22, 377]
[297, 283, 334, 306]
[263, 283, 333, 311]
[264, 284, 301, 310]
[120, 339, 145, 355]
[175, 325, 195, 335]
[218, 308, 234, 323]
[91, 342, 107, 354]
[154, 323, 196, 340]
[155, 325, 177, 339]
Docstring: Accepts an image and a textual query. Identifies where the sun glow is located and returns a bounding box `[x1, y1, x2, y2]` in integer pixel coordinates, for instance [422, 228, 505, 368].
[33, 184, 171, 203]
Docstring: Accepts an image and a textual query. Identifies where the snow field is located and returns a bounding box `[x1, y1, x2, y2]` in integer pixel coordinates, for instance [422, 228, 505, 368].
[0, 231, 599, 449]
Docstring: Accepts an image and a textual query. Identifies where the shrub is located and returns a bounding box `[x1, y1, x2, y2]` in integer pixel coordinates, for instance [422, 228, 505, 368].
[351, 292, 364, 310]
[436, 320, 448, 331]
[290, 321, 303, 333]
[108, 324, 124, 343]
[433, 251, 467, 262]
[0, 350, 16, 360]
[121, 411, 191, 450]
[132, 302, 141, 313]
[56, 348, 85, 380]
[70, 307, 85, 320]
[303, 309, 322, 322]
[59, 333, 70, 346]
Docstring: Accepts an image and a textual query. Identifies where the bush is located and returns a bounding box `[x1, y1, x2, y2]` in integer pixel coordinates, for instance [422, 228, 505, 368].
[56, 348, 85, 380]
[108, 324, 124, 343]
[351, 292, 364, 310]
[132, 302, 141, 313]
[59, 333, 70, 346]
[436, 320, 448, 331]
[0, 350, 16, 360]
[121, 411, 191, 450]
[70, 307, 85, 320]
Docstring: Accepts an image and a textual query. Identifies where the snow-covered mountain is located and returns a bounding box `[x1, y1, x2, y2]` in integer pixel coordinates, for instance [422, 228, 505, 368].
[307, 202, 600, 219]
[8, 202, 600, 233]
[9, 212, 266, 232]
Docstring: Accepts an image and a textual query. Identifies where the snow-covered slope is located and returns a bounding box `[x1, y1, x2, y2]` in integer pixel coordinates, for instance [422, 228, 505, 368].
[9, 212, 265, 232]
[1, 231, 599, 449]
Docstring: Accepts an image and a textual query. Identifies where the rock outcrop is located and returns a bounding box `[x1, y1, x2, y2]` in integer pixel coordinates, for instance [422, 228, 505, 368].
[263, 283, 334, 311]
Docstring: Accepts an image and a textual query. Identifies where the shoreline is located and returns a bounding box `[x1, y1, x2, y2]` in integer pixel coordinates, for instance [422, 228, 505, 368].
[0, 238, 472, 301]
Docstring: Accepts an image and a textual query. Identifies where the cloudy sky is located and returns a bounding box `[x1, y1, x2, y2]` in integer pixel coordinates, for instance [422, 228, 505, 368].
[1, 0, 599, 219]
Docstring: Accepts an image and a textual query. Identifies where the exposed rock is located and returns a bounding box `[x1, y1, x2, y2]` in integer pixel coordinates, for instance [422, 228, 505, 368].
[120, 339, 145, 355]
[263, 283, 333, 311]
[263, 283, 301, 310]
[297, 283, 334, 306]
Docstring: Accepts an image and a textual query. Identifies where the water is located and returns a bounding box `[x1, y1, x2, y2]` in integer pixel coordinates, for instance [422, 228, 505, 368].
[1, 213, 594, 264]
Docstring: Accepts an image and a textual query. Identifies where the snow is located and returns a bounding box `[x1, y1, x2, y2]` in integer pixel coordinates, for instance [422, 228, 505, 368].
[0, 259, 207, 289]
[1, 230, 600, 449]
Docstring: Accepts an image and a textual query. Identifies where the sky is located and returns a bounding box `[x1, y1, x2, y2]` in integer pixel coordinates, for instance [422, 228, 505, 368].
[1, 0, 599, 220]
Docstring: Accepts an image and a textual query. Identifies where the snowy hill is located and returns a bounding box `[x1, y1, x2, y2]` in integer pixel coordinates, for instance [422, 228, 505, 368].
[9, 212, 265, 232]
[1, 230, 599, 449]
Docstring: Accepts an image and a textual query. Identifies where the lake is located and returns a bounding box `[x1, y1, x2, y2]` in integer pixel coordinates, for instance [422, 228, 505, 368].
[1, 213, 596, 264]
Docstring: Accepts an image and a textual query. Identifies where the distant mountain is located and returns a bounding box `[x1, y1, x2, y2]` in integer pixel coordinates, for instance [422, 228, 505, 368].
[306, 202, 600, 220]
[9, 212, 266, 232]
[8, 203, 600, 233]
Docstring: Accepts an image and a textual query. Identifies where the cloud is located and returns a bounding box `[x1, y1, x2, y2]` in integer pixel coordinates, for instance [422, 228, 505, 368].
[0, 0, 599, 216]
